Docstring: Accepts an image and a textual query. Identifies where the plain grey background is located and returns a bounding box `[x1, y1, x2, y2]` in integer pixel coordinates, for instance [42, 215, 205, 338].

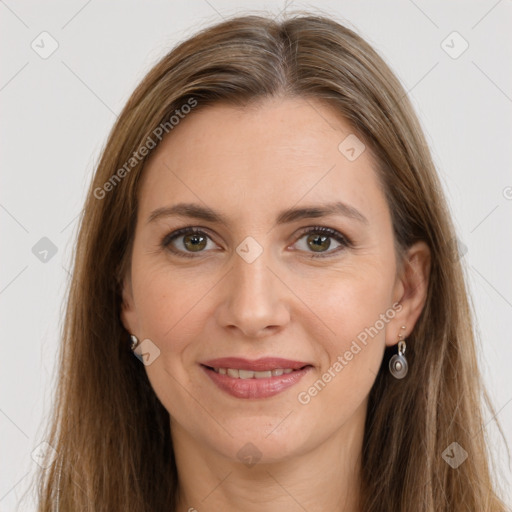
[1, 1, 511, 509]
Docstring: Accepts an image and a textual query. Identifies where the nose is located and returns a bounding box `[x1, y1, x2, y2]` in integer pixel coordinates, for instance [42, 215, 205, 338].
[215, 244, 291, 339]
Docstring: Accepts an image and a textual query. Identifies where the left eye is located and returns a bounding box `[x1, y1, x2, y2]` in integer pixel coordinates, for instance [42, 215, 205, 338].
[294, 227, 351, 258]
[161, 226, 351, 259]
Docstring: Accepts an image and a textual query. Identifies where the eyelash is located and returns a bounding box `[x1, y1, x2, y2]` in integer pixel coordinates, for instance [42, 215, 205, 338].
[160, 226, 353, 259]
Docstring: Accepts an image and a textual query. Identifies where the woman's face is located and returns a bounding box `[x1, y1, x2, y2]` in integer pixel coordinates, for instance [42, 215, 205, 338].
[121, 96, 425, 464]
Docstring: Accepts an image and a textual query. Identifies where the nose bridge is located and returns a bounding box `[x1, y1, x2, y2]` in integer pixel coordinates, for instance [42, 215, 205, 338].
[233, 244, 272, 299]
[219, 238, 289, 336]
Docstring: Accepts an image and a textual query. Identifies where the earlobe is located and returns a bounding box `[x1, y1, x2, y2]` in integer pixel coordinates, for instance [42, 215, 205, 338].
[387, 241, 431, 346]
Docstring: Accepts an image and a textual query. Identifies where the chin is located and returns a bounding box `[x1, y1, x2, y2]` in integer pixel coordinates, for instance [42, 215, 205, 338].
[211, 419, 311, 464]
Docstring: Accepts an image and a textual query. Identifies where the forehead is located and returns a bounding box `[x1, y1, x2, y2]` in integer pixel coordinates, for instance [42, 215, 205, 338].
[138, 97, 386, 226]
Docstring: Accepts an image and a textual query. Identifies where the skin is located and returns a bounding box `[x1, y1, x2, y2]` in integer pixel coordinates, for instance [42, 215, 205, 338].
[121, 96, 430, 512]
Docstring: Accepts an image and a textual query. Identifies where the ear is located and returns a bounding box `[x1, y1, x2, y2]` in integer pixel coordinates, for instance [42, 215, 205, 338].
[120, 270, 139, 336]
[386, 241, 431, 347]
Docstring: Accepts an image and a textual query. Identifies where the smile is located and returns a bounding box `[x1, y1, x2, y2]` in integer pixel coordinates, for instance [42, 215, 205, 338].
[200, 363, 313, 399]
[210, 367, 297, 378]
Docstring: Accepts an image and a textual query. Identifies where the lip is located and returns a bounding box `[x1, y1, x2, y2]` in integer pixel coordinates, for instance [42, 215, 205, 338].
[200, 357, 313, 399]
[200, 357, 311, 371]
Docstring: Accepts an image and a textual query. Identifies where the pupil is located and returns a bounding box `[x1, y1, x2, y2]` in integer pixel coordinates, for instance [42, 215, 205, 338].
[309, 234, 330, 252]
[185, 234, 206, 251]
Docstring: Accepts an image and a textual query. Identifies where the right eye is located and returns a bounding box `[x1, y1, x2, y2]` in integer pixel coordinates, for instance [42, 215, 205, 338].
[161, 227, 218, 258]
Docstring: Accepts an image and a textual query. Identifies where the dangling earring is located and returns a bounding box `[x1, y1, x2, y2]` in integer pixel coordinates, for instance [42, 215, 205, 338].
[389, 325, 408, 379]
[130, 334, 139, 350]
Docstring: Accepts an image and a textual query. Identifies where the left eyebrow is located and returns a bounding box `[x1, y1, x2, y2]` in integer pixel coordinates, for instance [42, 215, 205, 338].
[147, 200, 369, 227]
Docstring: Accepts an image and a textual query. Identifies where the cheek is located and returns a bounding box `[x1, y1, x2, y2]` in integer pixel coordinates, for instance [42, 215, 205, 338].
[294, 283, 391, 434]
[131, 267, 206, 417]
[131, 259, 212, 345]
[297, 264, 394, 395]
[300, 258, 396, 339]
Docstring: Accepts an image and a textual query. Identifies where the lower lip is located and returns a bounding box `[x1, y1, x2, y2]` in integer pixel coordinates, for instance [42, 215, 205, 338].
[201, 365, 313, 399]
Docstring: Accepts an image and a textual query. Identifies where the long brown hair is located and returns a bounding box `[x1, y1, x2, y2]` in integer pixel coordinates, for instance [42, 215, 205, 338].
[29, 11, 509, 511]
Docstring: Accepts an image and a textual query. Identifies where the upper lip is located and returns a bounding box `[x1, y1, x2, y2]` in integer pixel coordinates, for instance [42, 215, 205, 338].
[200, 357, 312, 371]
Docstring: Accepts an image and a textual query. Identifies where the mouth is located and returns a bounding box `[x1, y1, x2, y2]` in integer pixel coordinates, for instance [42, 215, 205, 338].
[199, 360, 313, 399]
[202, 365, 311, 379]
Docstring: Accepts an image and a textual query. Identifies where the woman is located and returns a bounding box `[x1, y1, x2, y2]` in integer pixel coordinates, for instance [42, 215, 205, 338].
[33, 12, 509, 511]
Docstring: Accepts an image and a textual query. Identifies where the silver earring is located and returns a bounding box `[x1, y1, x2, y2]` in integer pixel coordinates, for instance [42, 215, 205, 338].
[130, 334, 139, 350]
[389, 326, 408, 379]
